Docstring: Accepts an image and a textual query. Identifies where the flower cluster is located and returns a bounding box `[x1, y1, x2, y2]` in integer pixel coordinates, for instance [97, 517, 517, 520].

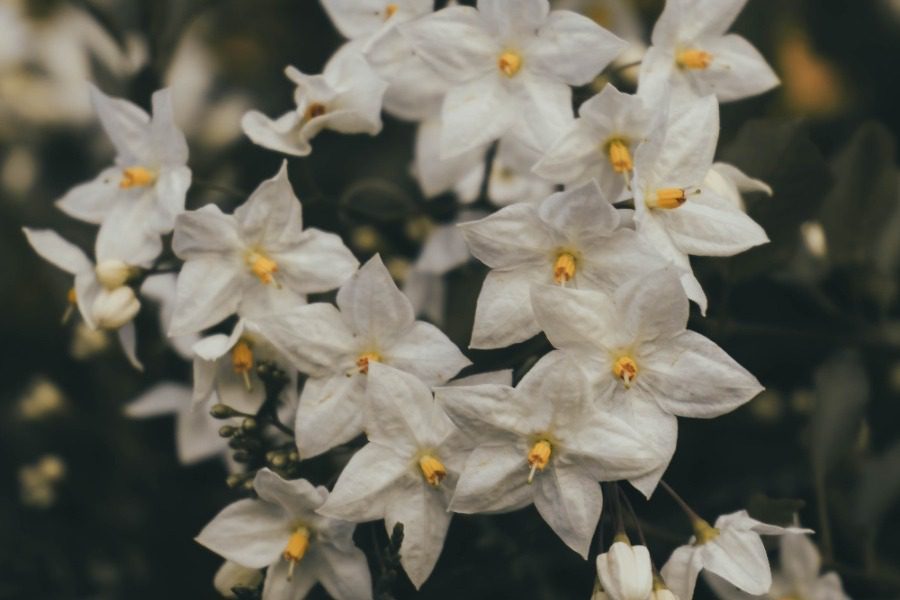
[24, 0, 848, 599]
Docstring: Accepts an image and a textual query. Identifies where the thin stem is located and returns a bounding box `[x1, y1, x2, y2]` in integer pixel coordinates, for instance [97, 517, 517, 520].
[618, 485, 648, 548]
[659, 479, 701, 523]
[609, 482, 626, 536]
[264, 413, 294, 437]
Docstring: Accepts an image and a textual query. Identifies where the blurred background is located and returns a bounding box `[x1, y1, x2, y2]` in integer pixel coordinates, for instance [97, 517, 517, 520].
[1, 0, 899, 598]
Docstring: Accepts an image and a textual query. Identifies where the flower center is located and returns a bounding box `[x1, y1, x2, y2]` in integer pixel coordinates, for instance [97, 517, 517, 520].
[246, 250, 279, 285]
[553, 252, 577, 285]
[283, 526, 310, 580]
[384, 3, 398, 18]
[418, 454, 447, 486]
[692, 518, 720, 545]
[612, 356, 638, 388]
[498, 51, 523, 77]
[606, 138, 633, 174]
[527, 440, 552, 483]
[304, 102, 327, 121]
[119, 166, 157, 189]
[676, 49, 713, 70]
[356, 351, 381, 374]
[647, 187, 691, 210]
[232, 340, 254, 391]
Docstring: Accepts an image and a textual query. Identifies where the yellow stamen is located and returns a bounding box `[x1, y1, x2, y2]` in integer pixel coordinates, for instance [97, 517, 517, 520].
[283, 526, 310, 581]
[385, 3, 398, 18]
[649, 188, 688, 210]
[498, 51, 523, 77]
[418, 454, 447, 486]
[232, 341, 254, 391]
[356, 351, 381, 374]
[606, 139, 633, 174]
[692, 517, 720, 545]
[62, 288, 77, 324]
[527, 440, 552, 483]
[304, 102, 327, 121]
[612, 356, 638, 388]
[246, 251, 279, 285]
[119, 166, 157, 189]
[553, 252, 577, 285]
[676, 49, 713, 70]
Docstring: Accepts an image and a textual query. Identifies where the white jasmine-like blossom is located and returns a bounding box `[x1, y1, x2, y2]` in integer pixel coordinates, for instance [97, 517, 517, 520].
[460, 181, 665, 349]
[704, 531, 849, 600]
[554, 0, 647, 75]
[197, 469, 372, 600]
[253, 254, 470, 459]
[56, 86, 191, 236]
[319, 364, 466, 589]
[435, 352, 661, 557]
[403, 0, 626, 157]
[125, 382, 231, 467]
[703, 162, 773, 212]
[596, 538, 654, 600]
[213, 561, 263, 599]
[242, 43, 387, 157]
[660, 511, 811, 600]
[530, 267, 763, 494]
[140, 273, 199, 360]
[639, 0, 779, 104]
[321, 0, 432, 43]
[632, 95, 768, 312]
[533, 84, 656, 202]
[169, 161, 358, 335]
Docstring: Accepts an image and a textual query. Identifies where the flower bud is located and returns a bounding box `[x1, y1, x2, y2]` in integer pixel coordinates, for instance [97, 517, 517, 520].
[213, 560, 262, 598]
[596, 540, 654, 600]
[95, 259, 132, 289]
[91, 287, 140, 330]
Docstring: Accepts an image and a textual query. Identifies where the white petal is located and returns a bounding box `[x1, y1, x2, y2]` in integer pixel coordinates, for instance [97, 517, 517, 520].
[470, 267, 546, 350]
[172, 204, 242, 259]
[703, 528, 772, 595]
[530, 285, 615, 354]
[95, 201, 164, 266]
[315, 543, 374, 600]
[401, 6, 496, 83]
[365, 363, 444, 452]
[779, 533, 821, 585]
[125, 382, 188, 417]
[697, 34, 779, 103]
[252, 304, 355, 376]
[195, 499, 289, 569]
[169, 257, 242, 335]
[117, 322, 143, 371]
[275, 230, 359, 295]
[386, 320, 471, 384]
[89, 84, 151, 164]
[613, 266, 689, 344]
[336, 255, 415, 347]
[254, 469, 325, 516]
[295, 374, 365, 459]
[233, 162, 302, 244]
[153, 166, 191, 233]
[22, 228, 91, 275]
[436, 382, 523, 443]
[660, 544, 705, 600]
[262, 559, 317, 600]
[150, 88, 189, 167]
[533, 463, 603, 558]
[176, 394, 228, 465]
[449, 444, 534, 513]
[478, 0, 548, 39]
[651, 0, 747, 47]
[458, 203, 551, 269]
[532, 122, 602, 185]
[55, 168, 122, 224]
[662, 191, 769, 256]
[241, 110, 310, 157]
[414, 117, 488, 198]
[319, 443, 410, 522]
[509, 72, 573, 152]
[440, 74, 516, 158]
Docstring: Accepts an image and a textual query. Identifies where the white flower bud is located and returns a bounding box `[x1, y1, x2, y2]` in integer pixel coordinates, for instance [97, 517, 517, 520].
[91, 287, 140, 330]
[596, 540, 654, 600]
[95, 259, 132, 289]
[213, 560, 262, 598]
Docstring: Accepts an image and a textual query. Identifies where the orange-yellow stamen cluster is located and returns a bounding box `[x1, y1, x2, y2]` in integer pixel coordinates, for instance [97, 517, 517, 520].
[232, 340, 254, 390]
[418, 454, 447, 486]
[119, 166, 157, 189]
[527, 440, 552, 483]
[553, 252, 577, 285]
[649, 188, 688, 210]
[384, 3, 398, 18]
[283, 526, 310, 580]
[247, 251, 279, 285]
[304, 102, 327, 121]
[613, 356, 638, 388]
[498, 51, 523, 77]
[356, 351, 381, 374]
[676, 49, 713, 70]
[606, 139, 633, 174]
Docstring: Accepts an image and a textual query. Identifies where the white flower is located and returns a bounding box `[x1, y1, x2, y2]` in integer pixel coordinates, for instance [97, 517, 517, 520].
[704, 531, 849, 600]
[530, 267, 763, 495]
[321, 0, 432, 42]
[56, 85, 191, 236]
[169, 161, 358, 336]
[242, 42, 387, 157]
[660, 511, 811, 600]
[253, 254, 470, 459]
[319, 364, 465, 588]
[92, 286, 141, 330]
[639, 0, 779, 104]
[703, 162, 773, 212]
[213, 561, 263, 599]
[632, 95, 768, 312]
[596, 539, 654, 600]
[125, 382, 231, 467]
[403, 0, 626, 157]
[435, 352, 661, 557]
[460, 181, 665, 349]
[533, 84, 656, 202]
[196, 469, 372, 600]
[554, 0, 647, 75]
[140, 273, 199, 360]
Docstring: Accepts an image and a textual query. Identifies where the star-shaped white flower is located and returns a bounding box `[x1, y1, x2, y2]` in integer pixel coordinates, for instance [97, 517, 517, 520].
[321, 0, 432, 42]
[661, 511, 811, 600]
[632, 95, 768, 312]
[319, 364, 466, 588]
[403, 0, 626, 157]
[435, 352, 661, 557]
[533, 84, 656, 202]
[638, 0, 779, 104]
[460, 181, 665, 349]
[169, 161, 358, 336]
[196, 469, 372, 600]
[56, 85, 191, 236]
[530, 267, 764, 495]
[242, 42, 387, 157]
[253, 254, 471, 459]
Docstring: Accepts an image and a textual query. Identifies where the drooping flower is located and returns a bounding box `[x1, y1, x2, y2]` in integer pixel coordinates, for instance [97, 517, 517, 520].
[319, 364, 467, 588]
[435, 352, 661, 557]
[196, 469, 372, 600]
[402, 0, 626, 157]
[253, 254, 470, 459]
[169, 161, 358, 335]
[530, 267, 763, 495]
[596, 537, 655, 600]
[460, 181, 665, 349]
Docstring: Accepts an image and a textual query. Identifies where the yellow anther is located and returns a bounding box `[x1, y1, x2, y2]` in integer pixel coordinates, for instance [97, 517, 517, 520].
[527, 440, 552, 483]
[649, 188, 689, 210]
[304, 102, 327, 121]
[692, 518, 720, 545]
[498, 51, 523, 77]
[385, 3, 398, 18]
[356, 351, 381, 374]
[232, 341, 254, 391]
[612, 356, 638, 388]
[62, 288, 78, 324]
[283, 526, 310, 581]
[606, 139, 633, 174]
[246, 251, 279, 285]
[676, 49, 713, 70]
[67, 288, 77, 304]
[418, 454, 447, 486]
[119, 166, 157, 189]
[553, 252, 577, 285]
